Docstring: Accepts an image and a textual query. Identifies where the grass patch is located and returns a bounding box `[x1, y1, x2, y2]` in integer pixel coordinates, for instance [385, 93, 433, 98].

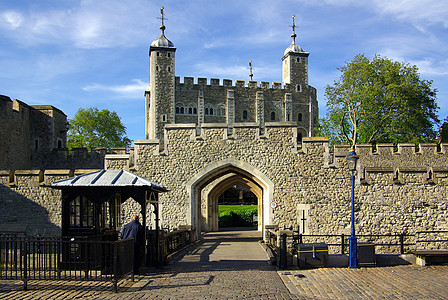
[218, 205, 257, 227]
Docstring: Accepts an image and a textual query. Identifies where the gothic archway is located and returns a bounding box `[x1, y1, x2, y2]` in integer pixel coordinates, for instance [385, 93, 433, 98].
[185, 158, 274, 239]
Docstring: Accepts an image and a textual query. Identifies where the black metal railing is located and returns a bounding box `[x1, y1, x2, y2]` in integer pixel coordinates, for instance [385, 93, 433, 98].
[291, 229, 448, 255]
[265, 228, 448, 267]
[0, 236, 134, 292]
[163, 229, 193, 257]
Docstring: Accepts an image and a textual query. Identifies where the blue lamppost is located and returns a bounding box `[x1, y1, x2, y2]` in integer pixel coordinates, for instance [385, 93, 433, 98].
[346, 149, 359, 268]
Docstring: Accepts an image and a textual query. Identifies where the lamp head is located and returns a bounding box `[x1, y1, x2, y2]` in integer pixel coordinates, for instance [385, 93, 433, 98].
[346, 150, 359, 172]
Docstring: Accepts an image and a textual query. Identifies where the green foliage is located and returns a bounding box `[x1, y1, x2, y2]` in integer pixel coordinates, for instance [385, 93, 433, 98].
[440, 117, 448, 143]
[67, 107, 131, 150]
[324, 54, 439, 147]
[218, 205, 257, 227]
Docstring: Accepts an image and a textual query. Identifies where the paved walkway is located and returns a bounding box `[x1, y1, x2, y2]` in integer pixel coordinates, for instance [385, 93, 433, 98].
[279, 265, 448, 299]
[1, 229, 448, 299]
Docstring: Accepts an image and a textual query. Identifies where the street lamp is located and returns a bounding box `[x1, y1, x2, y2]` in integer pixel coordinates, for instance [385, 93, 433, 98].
[346, 149, 359, 268]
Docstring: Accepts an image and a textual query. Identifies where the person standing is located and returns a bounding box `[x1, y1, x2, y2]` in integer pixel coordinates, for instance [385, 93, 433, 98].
[121, 215, 145, 275]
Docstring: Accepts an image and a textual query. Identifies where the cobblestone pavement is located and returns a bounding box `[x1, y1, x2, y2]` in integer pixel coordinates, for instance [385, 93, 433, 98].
[1, 229, 296, 299]
[279, 265, 448, 299]
[2, 230, 448, 299]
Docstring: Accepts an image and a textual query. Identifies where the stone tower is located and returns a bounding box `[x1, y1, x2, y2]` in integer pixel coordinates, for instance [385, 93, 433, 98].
[145, 7, 176, 141]
[282, 15, 309, 89]
[281, 15, 314, 135]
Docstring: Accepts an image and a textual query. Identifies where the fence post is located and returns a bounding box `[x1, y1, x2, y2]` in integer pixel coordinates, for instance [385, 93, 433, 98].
[279, 233, 287, 270]
[341, 234, 345, 255]
[113, 242, 118, 293]
[23, 240, 28, 291]
[400, 233, 405, 254]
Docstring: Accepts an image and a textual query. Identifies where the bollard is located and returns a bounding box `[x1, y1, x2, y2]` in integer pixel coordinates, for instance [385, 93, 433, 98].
[279, 233, 287, 269]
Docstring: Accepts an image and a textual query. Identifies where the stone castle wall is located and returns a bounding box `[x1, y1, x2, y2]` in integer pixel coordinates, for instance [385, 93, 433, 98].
[104, 125, 448, 252]
[0, 95, 108, 171]
[0, 96, 32, 170]
[172, 77, 317, 137]
[0, 168, 149, 236]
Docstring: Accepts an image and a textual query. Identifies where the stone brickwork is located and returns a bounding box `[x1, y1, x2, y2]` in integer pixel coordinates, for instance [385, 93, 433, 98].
[0, 169, 155, 236]
[0, 95, 106, 170]
[145, 21, 318, 146]
[103, 124, 448, 252]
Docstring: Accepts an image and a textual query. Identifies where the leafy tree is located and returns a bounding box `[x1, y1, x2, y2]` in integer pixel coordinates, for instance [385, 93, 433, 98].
[440, 117, 448, 143]
[324, 54, 439, 148]
[67, 107, 131, 150]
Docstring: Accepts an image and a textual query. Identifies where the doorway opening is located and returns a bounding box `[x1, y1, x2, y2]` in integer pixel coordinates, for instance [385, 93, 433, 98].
[218, 185, 258, 228]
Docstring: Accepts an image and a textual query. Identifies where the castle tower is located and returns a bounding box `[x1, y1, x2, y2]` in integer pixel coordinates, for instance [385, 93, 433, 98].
[145, 7, 176, 140]
[282, 15, 309, 91]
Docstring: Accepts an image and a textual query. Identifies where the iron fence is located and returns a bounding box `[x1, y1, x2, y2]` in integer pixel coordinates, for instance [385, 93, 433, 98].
[0, 236, 134, 292]
[291, 229, 448, 255]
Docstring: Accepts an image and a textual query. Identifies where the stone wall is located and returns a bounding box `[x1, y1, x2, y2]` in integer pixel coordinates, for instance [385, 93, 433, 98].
[0, 95, 107, 171]
[172, 77, 316, 137]
[0, 169, 155, 236]
[0, 96, 32, 170]
[104, 125, 448, 253]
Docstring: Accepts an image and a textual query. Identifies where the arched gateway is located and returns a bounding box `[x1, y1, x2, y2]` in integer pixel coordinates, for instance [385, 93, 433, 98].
[186, 159, 274, 237]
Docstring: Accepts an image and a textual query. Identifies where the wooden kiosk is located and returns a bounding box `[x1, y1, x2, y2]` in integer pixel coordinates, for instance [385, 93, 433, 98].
[51, 169, 167, 268]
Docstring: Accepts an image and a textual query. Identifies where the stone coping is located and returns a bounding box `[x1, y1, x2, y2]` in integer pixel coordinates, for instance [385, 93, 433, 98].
[134, 139, 160, 145]
[105, 154, 129, 159]
[44, 170, 73, 176]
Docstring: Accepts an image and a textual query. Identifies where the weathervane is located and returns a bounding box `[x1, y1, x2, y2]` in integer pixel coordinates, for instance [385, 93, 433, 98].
[289, 14, 297, 43]
[158, 6, 167, 27]
[249, 60, 254, 81]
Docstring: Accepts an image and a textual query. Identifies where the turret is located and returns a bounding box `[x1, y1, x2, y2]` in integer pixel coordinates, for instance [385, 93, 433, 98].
[146, 7, 176, 140]
[282, 15, 309, 91]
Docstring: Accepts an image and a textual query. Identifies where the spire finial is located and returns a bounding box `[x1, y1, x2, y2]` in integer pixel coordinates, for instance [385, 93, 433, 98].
[289, 14, 297, 43]
[249, 60, 254, 81]
[158, 6, 167, 31]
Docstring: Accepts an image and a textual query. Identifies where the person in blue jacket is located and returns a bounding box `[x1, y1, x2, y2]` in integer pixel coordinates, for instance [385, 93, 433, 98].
[121, 215, 145, 275]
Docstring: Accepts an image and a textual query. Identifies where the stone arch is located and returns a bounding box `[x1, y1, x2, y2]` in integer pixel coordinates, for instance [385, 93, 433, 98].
[185, 158, 274, 238]
[202, 173, 263, 232]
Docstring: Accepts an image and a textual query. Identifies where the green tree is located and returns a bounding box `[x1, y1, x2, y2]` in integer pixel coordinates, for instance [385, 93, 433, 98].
[324, 54, 439, 148]
[440, 117, 448, 143]
[67, 107, 131, 150]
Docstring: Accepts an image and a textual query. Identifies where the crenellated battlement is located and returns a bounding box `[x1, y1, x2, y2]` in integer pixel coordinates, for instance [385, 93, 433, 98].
[175, 76, 283, 89]
[0, 169, 100, 187]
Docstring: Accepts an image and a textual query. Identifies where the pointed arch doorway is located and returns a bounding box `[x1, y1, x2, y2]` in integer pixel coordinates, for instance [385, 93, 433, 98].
[186, 159, 274, 239]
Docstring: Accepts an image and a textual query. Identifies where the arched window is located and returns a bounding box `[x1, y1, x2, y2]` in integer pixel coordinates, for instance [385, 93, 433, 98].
[205, 108, 209, 115]
[176, 107, 180, 114]
[298, 113, 302, 122]
[243, 110, 248, 120]
[189, 107, 192, 114]
[287, 114, 290, 121]
[167, 53, 171, 58]
[297, 84, 301, 92]
[193, 108, 197, 115]
[297, 133, 303, 143]
[271, 112, 275, 121]
[210, 108, 214, 115]
[156, 65, 159, 72]
[168, 66, 171, 72]
[180, 107, 184, 114]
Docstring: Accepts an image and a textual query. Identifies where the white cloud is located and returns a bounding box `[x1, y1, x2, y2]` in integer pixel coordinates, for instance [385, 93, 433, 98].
[0, 1, 158, 49]
[407, 59, 448, 77]
[373, 0, 448, 28]
[2, 10, 23, 29]
[83, 79, 147, 96]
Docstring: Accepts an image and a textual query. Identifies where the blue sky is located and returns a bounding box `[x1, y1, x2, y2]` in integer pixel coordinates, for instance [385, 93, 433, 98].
[1, 0, 447, 142]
